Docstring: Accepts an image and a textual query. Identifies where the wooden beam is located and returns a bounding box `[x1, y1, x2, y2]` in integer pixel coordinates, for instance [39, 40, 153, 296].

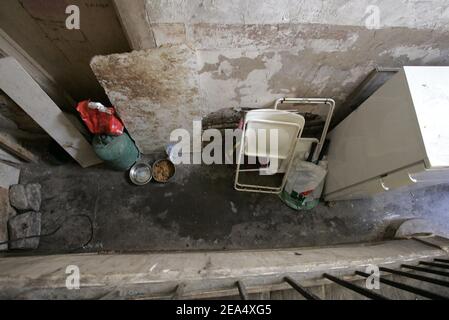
[0, 28, 74, 110]
[0, 187, 15, 251]
[0, 131, 38, 163]
[0, 57, 102, 168]
[0, 147, 22, 165]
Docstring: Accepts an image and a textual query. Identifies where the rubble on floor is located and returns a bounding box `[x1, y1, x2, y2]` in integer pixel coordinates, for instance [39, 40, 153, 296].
[0, 183, 43, 251]
[8, 211, 41, 250]
[0, 187, 16, 251]
[9, 183, 41, 212]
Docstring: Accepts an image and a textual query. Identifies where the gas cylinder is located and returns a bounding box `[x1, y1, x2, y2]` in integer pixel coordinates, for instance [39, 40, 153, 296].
[92, 133, 139, 171]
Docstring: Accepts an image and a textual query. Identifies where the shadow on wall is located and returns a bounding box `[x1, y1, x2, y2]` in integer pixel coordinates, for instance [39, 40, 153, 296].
[0, 0, 131, 106]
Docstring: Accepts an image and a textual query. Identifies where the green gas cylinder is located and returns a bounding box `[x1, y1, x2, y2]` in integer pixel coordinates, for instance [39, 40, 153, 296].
[92, 133, 140, 171]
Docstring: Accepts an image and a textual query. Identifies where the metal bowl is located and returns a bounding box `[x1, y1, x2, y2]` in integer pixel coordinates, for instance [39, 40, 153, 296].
[152, 159, 176, 183]
[129, 162, 153, 186]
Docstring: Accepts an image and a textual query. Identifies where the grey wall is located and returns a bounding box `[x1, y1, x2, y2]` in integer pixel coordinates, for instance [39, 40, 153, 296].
[0, 0, 130, 105]
[136, 0, 449, 121]
[3, 0, 448, 155]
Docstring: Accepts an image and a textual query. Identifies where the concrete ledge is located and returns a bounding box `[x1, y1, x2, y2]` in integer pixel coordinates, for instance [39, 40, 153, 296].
[0, 238, 448, 299]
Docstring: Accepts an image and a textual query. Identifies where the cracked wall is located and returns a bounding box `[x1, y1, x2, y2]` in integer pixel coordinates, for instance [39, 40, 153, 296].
[146, 0, 449, 122]
[98, 0, 449, 152]
[91, 45, 203, 153]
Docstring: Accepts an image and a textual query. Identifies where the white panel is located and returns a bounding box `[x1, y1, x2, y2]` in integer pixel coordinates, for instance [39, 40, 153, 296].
[325, 69, 427, 195]
[404, 66, 449, 168]
[325, 178, 387, 201]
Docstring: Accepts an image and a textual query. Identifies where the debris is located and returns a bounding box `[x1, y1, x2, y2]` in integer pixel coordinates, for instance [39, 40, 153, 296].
[0, 130, 38, 163]
[0, 187, 16, 251]
[26, 183, 42, 212]
[9, 184, 27, 210]
[202, 108, 244, 130]
[393, 219, 436, 239]
[326, 201, 337, 208]
[8, 211, 41, 250]
[9, 183, 42, 212]
[165, 143, 178, 163]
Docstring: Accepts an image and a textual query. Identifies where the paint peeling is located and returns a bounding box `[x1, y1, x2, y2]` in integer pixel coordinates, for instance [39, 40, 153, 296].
[152, 23, 186, 46]
[90, 2, 449, 153]
[381, 46, 442, 64]
[199, 54, 268, 81]
[146, 0, 449, 31]
[91, 44, 203, 154]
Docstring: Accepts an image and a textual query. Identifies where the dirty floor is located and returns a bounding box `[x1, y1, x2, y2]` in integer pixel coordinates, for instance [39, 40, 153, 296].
[16, 159, 449, 254]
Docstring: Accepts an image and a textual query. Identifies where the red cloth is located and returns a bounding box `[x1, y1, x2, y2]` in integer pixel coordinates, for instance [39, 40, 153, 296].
[76, 100, 124, 136]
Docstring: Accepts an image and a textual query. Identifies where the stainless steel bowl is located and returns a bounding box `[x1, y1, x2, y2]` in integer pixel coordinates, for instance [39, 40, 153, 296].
[129, 162, 152, 186]
[152, 159, 176, 183]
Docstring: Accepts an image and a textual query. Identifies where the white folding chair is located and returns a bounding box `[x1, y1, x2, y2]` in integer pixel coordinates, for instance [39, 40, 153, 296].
[274, 98, 335, 163]
[234, 109, 305, 194]
[234, 97, 335, 194]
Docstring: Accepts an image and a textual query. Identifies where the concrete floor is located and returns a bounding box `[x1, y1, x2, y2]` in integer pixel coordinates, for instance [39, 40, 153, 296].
[17, 159, 449, 254]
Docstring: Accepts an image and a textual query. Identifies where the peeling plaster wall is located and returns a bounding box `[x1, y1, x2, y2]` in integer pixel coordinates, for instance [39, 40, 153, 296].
[144, 0, 449, 122]
[97, 0, 449, 152]
[91, 45, 203, 153]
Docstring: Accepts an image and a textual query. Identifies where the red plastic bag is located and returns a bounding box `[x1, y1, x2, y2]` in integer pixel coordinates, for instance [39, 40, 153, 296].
[76, 100, 124, 136]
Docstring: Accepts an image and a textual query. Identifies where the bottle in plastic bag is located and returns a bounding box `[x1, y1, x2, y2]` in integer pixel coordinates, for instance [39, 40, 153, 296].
[279, 161, 328, 211]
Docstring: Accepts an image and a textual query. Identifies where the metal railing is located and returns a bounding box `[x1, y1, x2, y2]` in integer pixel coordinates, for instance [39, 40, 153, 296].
[207, 258, 449, 300]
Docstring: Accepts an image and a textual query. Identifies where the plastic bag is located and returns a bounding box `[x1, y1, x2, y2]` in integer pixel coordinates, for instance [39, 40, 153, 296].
[279, 160, 328, 211]
[76, 100, 124, 136]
